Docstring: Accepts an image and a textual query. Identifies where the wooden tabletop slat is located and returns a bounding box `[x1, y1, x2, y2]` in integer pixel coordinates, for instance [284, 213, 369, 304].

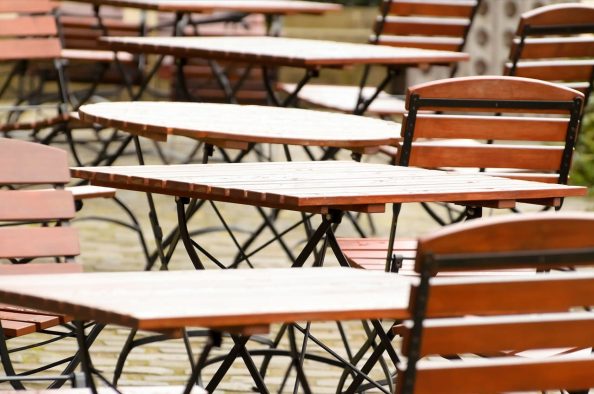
[0, 268, 412, 331]
[71, 161, 586, 210]
[69, 0, 341, 14]
[78, 102, 400, 148]
[100, 36, 470, 68]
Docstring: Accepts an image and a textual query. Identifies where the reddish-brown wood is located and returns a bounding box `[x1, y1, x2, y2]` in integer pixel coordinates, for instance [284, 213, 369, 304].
[0, 0, 56, 13]
[510, 37, 594, 60]
[386, 0, 477, 18]
[0, 39, 62, 61]
[0, 16, 57, 37]
[0, 139, 70, 184]
[381, 16, 469, 37]
[0, 227, 80, 259]
[405, 76, 583, 108]
[0, 190, 75, 221]
[516, 3, 594, 34]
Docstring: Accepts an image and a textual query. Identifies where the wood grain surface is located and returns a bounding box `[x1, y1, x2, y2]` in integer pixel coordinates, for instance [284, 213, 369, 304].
[71, 161, 586, 211]
[78, 102, 400, 148]
[0, 268, 412, 331]
[100, 36, 470, 68]
[69, 0, 341, 14]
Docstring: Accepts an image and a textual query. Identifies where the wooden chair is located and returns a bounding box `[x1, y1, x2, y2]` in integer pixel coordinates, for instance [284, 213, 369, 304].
[56, 1, 143, 103]
[0, 138, 197, 393]
[337, 76, 585, 272]
[395, 212, 594, 393]
[0, 137, 97, 389]
[506, 3, 594, 107]
[278, 0, 480, 116]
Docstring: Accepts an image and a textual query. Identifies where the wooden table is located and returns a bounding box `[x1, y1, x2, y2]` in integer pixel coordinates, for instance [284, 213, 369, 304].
[99, 36, 469, 105]
[72, 161, 587, 268]
[71, 0, 341, 15]
[78, 101, 400, 153]
[0, 267, 411, 393]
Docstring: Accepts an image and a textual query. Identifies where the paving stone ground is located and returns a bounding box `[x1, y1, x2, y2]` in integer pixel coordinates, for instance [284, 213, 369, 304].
[5, 135, 593, 393]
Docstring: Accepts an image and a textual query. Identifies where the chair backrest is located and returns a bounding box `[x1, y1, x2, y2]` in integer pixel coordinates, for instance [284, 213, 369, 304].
[397, 76, 584, 191]
[0, 0, 61, 62]
[397, 212, 594, 394]
[506, 3, 594, 107]
[373, 0, 480, 54]
[0, 138, 79, 262]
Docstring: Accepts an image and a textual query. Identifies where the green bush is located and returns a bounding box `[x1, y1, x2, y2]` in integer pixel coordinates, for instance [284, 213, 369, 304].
[571, 103, 594, 192]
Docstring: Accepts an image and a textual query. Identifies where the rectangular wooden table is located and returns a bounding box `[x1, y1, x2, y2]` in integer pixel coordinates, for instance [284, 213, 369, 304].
[99, 36, 469, 105]
[72, 161, 587, 268]
[0, 267, 412, 393]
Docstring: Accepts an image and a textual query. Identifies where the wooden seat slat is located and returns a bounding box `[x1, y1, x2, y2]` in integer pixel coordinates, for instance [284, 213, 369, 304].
[0, 227, 79, 259]
[0, 190, 75, 221]
[0, 311, 60, 330]
[60, 49, 135, 63]
[1, 320, 37, 338]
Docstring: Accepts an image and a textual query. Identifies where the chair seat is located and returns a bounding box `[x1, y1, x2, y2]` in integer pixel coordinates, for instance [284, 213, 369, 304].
[0, 263, 83, 338]
[61, 48, 135, 64]
[278, 83, 406, 116]
[337, 237, 534, 276]
[66, 185, 116, 200]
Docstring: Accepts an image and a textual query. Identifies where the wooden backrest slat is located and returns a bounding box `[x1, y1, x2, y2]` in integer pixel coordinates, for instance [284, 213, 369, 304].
[0, 0, 56, 14]
[0, 139, 70, 184]
[0, 15, 57, 37]
[376, 35, 462, 51]
[0, 227, 79, 259]
[407, 114, 569, 141]
[0, 190, 75, 221]
[405, 76, 582, 105]
[507, 62, 594, 83]
[0, 38, 62, 61]
[516, 4, 594, 35]
[380, 16, 469, 37]
[416, 313, 594, 356]
[416, 213, 594, 263]
[406, 357, 594, 394]
[408, 144, 563, 171]
[511, 37, 594, 60]
[386, 0, 477, 18]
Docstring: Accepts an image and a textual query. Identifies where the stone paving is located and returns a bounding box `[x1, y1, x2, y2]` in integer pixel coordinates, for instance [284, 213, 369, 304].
[5, 136, 594, 393]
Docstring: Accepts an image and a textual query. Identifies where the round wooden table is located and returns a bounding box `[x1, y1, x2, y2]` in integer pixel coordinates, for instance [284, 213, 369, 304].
[78, 101, 400, 153]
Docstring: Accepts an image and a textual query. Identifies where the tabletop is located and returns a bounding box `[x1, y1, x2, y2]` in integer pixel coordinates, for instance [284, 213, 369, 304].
[71, 161, 587, 213]
[69, 0, 341, 15]
[100, 36, 470, 68]
[77, 102, 400, 151]
[0, 268, 411, 332]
